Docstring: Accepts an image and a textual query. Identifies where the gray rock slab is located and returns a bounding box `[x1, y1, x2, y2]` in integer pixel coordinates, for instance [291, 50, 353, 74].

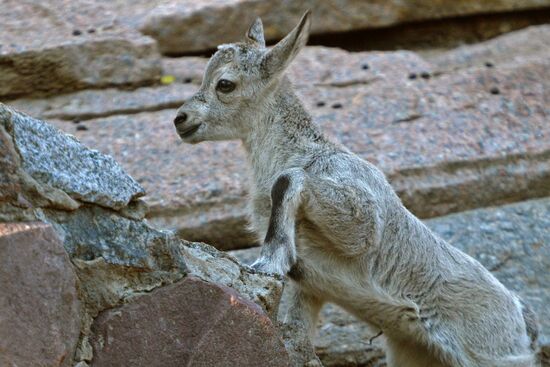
[0, 222, 82, 367]
[1, 103, 145, 210]
[0, 0, 162, 98]
[230, 198, 550, 366]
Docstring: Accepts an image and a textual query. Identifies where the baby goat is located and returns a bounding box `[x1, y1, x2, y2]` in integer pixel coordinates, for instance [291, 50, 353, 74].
[174, 11, 538, 367]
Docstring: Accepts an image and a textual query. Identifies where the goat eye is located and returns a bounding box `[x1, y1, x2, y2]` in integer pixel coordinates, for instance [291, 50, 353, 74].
[216, 79, 236, 93]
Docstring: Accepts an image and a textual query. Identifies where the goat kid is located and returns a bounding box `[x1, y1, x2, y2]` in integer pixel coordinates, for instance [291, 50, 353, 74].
[174, 11, 539, 367]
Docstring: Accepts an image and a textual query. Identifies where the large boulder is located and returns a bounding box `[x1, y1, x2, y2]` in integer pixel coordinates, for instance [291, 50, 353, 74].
[0, 104, 306, 366]
[0, 222, 82, 367]
[11, 25, 549, 250]
[231, 197, 550, 366]
[0, 0, 162, 99]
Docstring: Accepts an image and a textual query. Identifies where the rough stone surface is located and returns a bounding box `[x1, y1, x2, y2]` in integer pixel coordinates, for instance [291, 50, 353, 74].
[0, 0, 162, 98]
[430, 24, 550, 72]
[10, 83, 197, 122]
[1, 103, 145, 210]
[136, 0, 550, 54]
[429, 198, 550, 349]
[0, 222, 81, 367]
[33, 36, 550, 249]
[231, 198, 550, 366]
[91, 276, 289, 367]
[46, 205, 285, 364]
[10, 48, 428, 121]
[0, 105, 298, 365]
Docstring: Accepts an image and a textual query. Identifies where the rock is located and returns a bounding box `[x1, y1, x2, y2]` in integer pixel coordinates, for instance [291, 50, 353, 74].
[430, 24, 550, 72]
[0, 222, 81, 367]
[31, 39, 550, 250]
[279, 320, 324, 367]
[10, 48, 428, 121]
[10, 83, 197, 122]
[314, 304, 386, 367]
[318, 10, 550, 55]
[0, 0, 162, 99]
[428, 198, 550, 350]
[0, 105, 281, 314]
[230, 197, 550, 366]
[0, 103, 145, 211]
[90, 276, 289, 367]
[136, 0, 550, 54]
[0, 105, 298, 365]
[55, 206, 284, 362]
[162, 56, 210, 84]
[0, 104, 281, 313]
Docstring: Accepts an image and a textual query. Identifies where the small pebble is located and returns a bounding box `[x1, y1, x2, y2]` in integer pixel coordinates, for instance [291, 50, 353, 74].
[87, 28, 96, 34]
[72, 29, 82, 36]
[183, 77, 193, 83]
[331, 103, 343, 109]
[408, 73, 417, 80]
[485, 61, 494, 68]
[361, 63, 369, 70]
[316, 101, 326, 107]
[76, 125, 88, 131]
[490, 87, 500, 95]
[72, 119, 81, 124]
[420, 72, 431, 79]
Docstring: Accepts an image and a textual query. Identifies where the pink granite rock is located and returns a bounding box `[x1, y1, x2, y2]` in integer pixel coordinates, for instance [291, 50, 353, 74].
[0, 0, 162, 98]
[0, 222, 82, 367]
[137, 0, 550, 54]
[91, 276, 290, 367]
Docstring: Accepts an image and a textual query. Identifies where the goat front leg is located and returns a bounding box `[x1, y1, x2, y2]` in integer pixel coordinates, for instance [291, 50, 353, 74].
[251, 169, 304, 276]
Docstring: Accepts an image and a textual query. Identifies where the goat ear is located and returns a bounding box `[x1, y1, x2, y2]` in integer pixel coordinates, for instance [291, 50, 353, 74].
[246, 17, 266, 47]
[261, 10, 311, 78]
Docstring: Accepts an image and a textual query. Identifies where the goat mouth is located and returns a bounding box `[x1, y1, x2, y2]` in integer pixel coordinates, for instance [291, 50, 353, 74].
[178, 124, 201, 138]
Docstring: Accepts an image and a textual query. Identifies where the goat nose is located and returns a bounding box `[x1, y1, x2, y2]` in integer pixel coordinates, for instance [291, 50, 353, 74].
[174, 113, 188, 126]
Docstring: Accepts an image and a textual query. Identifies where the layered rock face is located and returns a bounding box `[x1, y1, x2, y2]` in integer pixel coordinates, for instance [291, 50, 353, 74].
[0, 0, 162, 99]
[1, 2, 550, 366]
[132, 0, 550, 54]
[11, 25, 549, 250]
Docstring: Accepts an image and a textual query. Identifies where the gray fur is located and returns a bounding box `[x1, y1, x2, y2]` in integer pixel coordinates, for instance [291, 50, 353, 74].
[174, 11, 539, 367]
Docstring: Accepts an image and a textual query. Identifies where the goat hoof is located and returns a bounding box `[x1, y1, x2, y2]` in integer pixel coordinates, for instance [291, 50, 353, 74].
[250, 257, 287, 277]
